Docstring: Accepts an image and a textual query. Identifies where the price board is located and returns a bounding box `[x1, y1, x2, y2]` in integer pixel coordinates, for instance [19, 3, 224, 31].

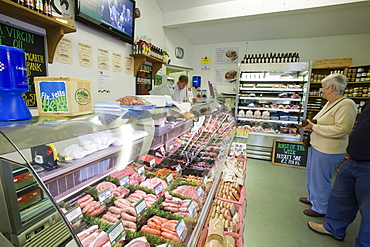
[272, 139, 307, 169]
[65, 205, 83, 224]
[154, 182, 164, 197]
[98, 188, 111, 204]
[175, 218, 187, 242]
[134, 198, 147, 218]
[107, 221, 125, 246]
[119, 175, 130, 187]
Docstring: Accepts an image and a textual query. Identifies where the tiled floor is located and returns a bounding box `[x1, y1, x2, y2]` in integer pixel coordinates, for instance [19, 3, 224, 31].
[244, 158, 361, 247]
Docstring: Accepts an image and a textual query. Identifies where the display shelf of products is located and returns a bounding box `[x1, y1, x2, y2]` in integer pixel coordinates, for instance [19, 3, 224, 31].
[0, 102, 238, 247]
[235, 62, 311, 160]
[0, 0, 76, 63]
[130, 54, 166, 76]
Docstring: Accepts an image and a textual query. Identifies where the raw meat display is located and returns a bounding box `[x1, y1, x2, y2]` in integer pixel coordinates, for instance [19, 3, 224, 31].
[139, 177, 168, 190]
[77, 225, 110, 247]
[140, 216, 180, 242]
[172, 185, 199, 201]
[124, 236, 150, 247]
[126, 190, 158, 207]
[95, 181, 117, 193]
[162, 191, 199, 217]
[116, 96, 148, 106]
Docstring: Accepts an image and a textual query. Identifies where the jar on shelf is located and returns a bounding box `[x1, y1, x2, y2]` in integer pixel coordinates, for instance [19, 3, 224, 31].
[246, 110, 253, 118]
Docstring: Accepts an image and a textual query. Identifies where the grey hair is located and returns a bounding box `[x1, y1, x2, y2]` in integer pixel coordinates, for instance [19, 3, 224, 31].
[322, 73, 348, 95]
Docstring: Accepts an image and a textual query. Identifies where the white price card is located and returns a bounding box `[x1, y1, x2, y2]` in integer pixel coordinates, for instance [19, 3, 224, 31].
[196, 185, 205, 198]
[187, 200, 196, 218]
[107, 221, 125, 246]
[66, 205, 83, 224]
[98, 188, 111, 204]
[175, 218, 187, 241]
[166, 173, 174, 184]
[176, 164, 182, 173]
[160, 145, 166, 156]
[138, 166, 145, 176]
[154, 182, 164, 197]
[119, 175, 130, 187]
[150, 158, 156, 167]
[203, 176, 208, 185]
[169, 144, 174, 151]
[198, 116, 205, 126]
[134, 198, 147, 218]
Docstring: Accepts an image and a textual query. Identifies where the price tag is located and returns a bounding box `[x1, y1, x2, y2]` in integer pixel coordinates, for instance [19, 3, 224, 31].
[169, 144, 174, 151]
[150, 158, 155, 168]
[187, 200, 196, 218]
[160, 145, 166, 156]
[154, 182, 164, 197]
[98, 188, 111, 204]
[119, 175, 130, 187]
[203, 176, 208, 185]
[196, 185, 204, 199]
[166, 173, 174, 184]
[107, 221, 125, 246]
[65, 205, 83, 224]
[138, 166, 145, 176]
[176, 164, 182, 173]
[175, 218, 187, 241]
[134, 198, 147, 218]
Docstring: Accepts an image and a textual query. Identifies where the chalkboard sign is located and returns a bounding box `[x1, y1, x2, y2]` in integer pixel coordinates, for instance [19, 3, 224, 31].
[0, 21, 47, 107]
[136, 64, 152, 95]
[272, 139, 307, 169]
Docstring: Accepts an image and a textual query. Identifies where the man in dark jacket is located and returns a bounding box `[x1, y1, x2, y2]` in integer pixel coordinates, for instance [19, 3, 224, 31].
[307, 100, 370, 247]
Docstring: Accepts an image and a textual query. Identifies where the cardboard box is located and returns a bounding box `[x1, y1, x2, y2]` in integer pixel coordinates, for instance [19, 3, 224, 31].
[314, 58, 353, 68]
[34, 77, 93, 116]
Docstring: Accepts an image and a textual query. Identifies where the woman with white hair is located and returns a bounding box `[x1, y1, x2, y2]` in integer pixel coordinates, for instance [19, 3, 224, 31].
[300, 73, 357, 217]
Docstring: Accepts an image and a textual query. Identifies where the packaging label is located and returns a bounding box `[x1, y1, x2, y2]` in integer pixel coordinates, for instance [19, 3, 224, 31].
[38, 81, 68, 112]
[75, 88, 91, 106]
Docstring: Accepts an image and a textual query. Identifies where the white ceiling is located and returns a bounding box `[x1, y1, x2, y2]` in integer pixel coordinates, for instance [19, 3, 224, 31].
[155, 0, 370, 45]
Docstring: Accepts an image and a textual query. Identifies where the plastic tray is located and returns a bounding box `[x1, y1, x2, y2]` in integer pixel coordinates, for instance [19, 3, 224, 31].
[120, 105, 156, 110]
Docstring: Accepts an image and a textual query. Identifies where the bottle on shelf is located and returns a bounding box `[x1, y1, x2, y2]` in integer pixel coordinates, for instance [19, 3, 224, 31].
[35, 0, 43, 13]
[242, 54, 247, 63]
[43, 0, 52, 17]
[24, 0, 35, 9]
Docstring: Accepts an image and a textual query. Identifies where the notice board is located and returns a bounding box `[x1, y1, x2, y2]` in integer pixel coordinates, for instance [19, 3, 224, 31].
[136, 64, 152, 95]
[0, 21, 47, 107]
[272, 139, 307, 169]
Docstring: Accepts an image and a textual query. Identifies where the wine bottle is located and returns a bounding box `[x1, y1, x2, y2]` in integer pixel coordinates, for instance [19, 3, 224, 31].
[24, 0, 34, 9]
[35, 0, 43, 13]
[43, 0, 52, 17]
[242, 54, 247, 63]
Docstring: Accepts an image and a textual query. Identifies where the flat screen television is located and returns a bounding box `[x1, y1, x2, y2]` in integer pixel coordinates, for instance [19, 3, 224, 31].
[75, 0, 135, 44]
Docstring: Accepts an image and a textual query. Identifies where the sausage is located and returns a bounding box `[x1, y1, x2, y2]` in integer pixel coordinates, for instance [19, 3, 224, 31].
[121, 212, 136, 222]
[80, 197, 94, 208]
[121, 220, 137, 229]
[164, 191, 173, 200]
[141, 225, 161, 235]
[122, 206, 137, 217]
[102, 214, 119, 223]
[83, 201, 99, 214]
[76, 195, 92, 205]
[148, 217, 162, 226]
[90, 204, 106, 216]
[161, 231, 180, 242]
[147, 221, 161, 230]
[108, 206, 123, 215]
[164, 207, 179, 212]
[161, 221, 177, 231]
[160, 227, 177, 234]
[153, 216, 168, 224]
[114, 199, 131, 209]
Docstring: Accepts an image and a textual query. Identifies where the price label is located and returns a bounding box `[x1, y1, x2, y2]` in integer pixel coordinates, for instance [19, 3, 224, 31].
[98, 188, 111, 204]
[176, 164, 182, 173]
[65, 205, 83, 224]
[187, 200, 196, 218]
[169, 144, 174, 151]
[160, 145, 166, 156]
[196, 185, 204, 198]
[119, 175, 130, 187]
[150, 158, 155, 168]
[203, 176, 208, 185]
[154, 182, 164, 197]
[175, 218, 187, 241]
[107, 221, 125, 246]
[138, 166, 145, 176]
[198, 116, 205, 126]
[166, 173, 174, 184]
[134, 198, 147, 218]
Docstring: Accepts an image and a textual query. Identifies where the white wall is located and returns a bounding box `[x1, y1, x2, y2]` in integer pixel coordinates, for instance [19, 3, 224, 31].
[192, 33, 370, 95]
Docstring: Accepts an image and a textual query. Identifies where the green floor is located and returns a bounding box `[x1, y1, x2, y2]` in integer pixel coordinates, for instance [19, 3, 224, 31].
[244, 158, 361, 247]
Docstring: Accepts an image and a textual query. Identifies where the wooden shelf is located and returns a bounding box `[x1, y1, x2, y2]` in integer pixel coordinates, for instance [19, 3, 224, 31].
[0, 0, 76, 63]
[130, 54, 165, 76]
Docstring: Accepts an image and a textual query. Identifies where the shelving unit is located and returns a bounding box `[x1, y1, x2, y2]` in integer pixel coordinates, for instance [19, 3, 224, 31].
[0, 0, 76, 63]
[235, 62, 311, 160]
[130, 54, 166, 76]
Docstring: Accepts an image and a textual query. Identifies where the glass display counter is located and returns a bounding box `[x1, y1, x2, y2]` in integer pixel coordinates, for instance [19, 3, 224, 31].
[0, 102, 235, 247]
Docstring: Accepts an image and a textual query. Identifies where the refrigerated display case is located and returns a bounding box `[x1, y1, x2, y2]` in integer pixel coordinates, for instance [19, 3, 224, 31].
[235, 62, 311, 160]
[0, 101, 235, 247]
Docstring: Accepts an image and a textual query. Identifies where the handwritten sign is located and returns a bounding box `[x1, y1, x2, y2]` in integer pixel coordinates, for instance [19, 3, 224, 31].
[272, 140, 307, 169]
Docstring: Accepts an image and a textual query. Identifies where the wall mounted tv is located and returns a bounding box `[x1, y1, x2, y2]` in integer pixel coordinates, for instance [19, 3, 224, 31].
[75, 0, 135, 44]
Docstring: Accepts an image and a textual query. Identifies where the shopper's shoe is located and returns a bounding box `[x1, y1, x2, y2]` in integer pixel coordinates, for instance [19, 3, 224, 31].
[303, 208, 326, 217]
[307, 222, 344, 242]
[299, 197, 312, 205]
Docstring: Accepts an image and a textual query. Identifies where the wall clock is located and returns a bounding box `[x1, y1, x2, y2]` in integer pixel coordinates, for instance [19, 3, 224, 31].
[175, 47, 184, 59]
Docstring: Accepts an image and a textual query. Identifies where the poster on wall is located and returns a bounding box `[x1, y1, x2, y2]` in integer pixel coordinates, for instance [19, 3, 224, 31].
[78, 42, 93, 67]
[56, 37, 73, 64]
[136, 64, 152, 95]
[215, 47, 239, 64]
[0, 21, 47, 107]
[112, 52, 122, 72]
[97, 70, 111, 94]
[215, 69, 238, 85]
[125, 56, 132, 74]
[98, 47, 109, 70]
